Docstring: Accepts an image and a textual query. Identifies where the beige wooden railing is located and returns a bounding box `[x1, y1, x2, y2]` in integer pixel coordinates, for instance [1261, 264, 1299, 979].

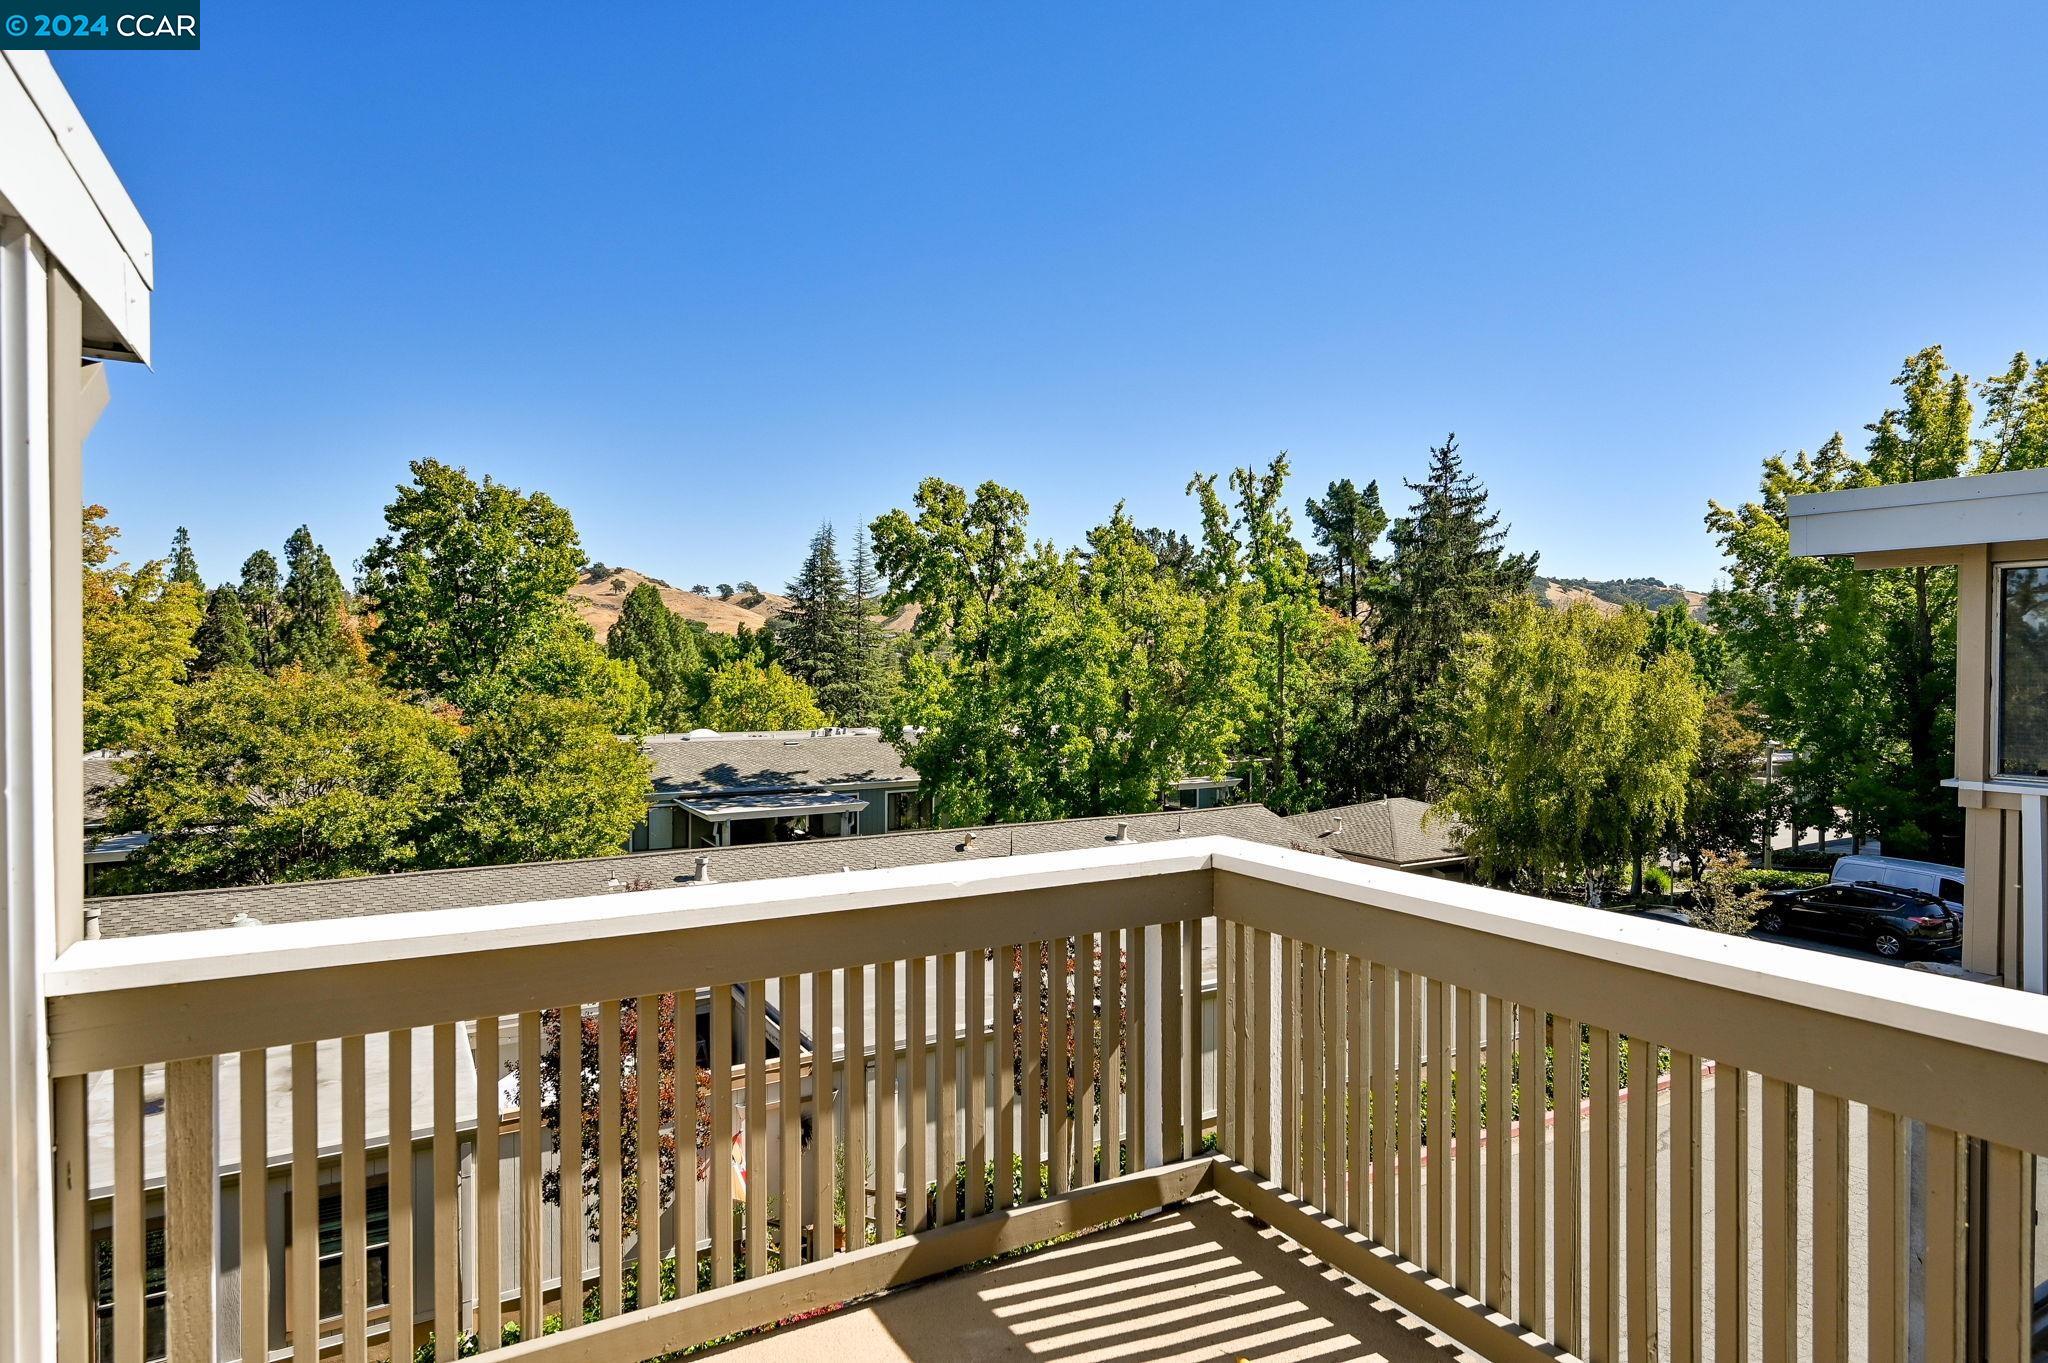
[44, 840, 2048, 1363]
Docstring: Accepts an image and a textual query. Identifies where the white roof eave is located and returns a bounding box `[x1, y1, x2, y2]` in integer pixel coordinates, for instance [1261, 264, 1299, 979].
[1788, 467, 2048, 560]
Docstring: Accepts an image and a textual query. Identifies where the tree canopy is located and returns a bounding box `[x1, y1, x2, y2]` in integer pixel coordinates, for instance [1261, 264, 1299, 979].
[83, 506, 201, 752]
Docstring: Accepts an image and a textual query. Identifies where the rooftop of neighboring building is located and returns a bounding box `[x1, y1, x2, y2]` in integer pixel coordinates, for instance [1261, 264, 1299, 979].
[86, 802, 1328, 939]
[644, 727, 918, 798]
[1284, 797, 1466, 869]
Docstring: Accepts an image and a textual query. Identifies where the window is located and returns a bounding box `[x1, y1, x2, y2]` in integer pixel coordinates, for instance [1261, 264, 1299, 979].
[284, 1180, 393, 1335]
[95, 1223, 167, 1362]
[1938, 877, 1965, 905]
[887, 789, 931, 831]
[1997, 564, 2048, 779]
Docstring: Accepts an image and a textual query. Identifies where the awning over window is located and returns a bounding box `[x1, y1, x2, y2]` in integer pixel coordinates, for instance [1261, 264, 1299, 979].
[675, 790, 871, 823]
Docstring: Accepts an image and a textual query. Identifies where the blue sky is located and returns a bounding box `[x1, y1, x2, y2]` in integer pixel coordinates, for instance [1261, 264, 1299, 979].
[56, 2, 2048, 596]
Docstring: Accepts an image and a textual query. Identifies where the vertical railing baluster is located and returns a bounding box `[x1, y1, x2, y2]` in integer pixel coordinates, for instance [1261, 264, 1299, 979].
[387, 1031, 415, 1358]
[906, 958, 929, 1226]
[1074, 935, 1094, 1188]
[1713, 1065, 1747, 1363]
[634, 995, 661, 1304]
[994, 949, 1017, 1202]
[1369, 963, 1393, 1242]
[676, 1000, 698, 1295]
[239, 1050, 270, 1363]
[1096, 939, 1119, 1181]
[1760, 1076, 1798, 1363]
[517, 1014, 541, 1331]
[1984, 1143, 2037, 1363]
[163, 1057, 218, 1363]
[341, 1036, 370, 1361]
[1866, 1106, 1906, 1363]
[1126, 928, 1148, 1172]
[1160, 925, 1186, 1163]
[1669, 1049, 1701, 1363]
[1180, 918, 1200, 1160]
[599, 1001, 623, 1317]
[1516, 1003, 1545, 1336]
[1399, 973, 1422, 1262]
[937, 952, 960, 1220]
[1323, 953, 1346, 1217]
[708, 988, 733, 1287]
[1625, 1035, 1658, 1363]
[1280, 937, 1299, 1194]
[1301, 944, 1321, 1202]
[963, 947, 986, 1209]
[1455, 988, 1479, 1295]
[1425, 977, 1448, 1278]
[557, 1009, 584, 1320]
[433, 1023, 461, 1356]
[1348, 955, 1367, 1231]
[745, 979, 769, 1277]
[1486, 995, 1510, 1315]
[1810, 1092, 1848, 1363]
[1925, 1124, 1966, 1363]
[1250, 930, 1273, 1179]
[1552, 1016, 1583, 1355]
[291, 1045, 318, 1363]
[810, 972, 835, 1260]
[1587, 1026, 1619, 1363]
[779, 977, 805, 1260]
[842, 967, 867, 1246]
[873, 964, 899, 1237]
[474, 1018, 500, 1348]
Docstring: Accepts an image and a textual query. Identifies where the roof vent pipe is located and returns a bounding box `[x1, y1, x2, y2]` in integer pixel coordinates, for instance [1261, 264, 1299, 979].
[1331, 815, 1343, 835]
[229, 911, 259, 929]
[1115, 820, 1130, 843]
[695, 856, 712, 884]
[84, 905, 101, 940]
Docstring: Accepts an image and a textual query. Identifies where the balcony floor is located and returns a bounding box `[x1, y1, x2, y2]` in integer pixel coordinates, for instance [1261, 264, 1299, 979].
[706, 1195, 1470, 1363]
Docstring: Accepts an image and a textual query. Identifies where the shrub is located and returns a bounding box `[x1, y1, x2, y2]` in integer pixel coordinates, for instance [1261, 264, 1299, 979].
[1687, 851, 1772, 935]
[1718, 867, 1826, 894]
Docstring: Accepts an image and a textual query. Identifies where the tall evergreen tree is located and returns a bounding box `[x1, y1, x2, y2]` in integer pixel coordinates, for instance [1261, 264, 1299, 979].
[1367, 435, 1538, 799]
[237, 550, 284, 672]
[606, 581, 703, 731]
[167, 526, 202, 589]
[193, 585, 256, 673]
[1304, 478, 1387, 619]
[782, 523, 859, 721]
[843, 527, 894, 726]
[277, 525, 353, 673]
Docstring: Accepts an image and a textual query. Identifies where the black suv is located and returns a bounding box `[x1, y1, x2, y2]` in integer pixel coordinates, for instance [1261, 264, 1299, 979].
[1755, 881, 1961, 959]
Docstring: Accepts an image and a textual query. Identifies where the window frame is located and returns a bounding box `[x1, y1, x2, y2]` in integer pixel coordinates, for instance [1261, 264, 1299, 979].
[283, 1175, 395, 1339]
[1992, 559, 2048, 785]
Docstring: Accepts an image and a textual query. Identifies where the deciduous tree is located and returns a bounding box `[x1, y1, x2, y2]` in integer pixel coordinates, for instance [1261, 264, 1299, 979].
[702, 660, 825, 731]
[83, 506, 201, 751]
[105, 667, 460, 890]
[606, 582, 704, 732]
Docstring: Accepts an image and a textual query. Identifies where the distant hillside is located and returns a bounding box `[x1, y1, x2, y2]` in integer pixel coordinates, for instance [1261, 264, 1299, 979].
[570, 566, 916, 641]
[1531, 575, 1709, 621]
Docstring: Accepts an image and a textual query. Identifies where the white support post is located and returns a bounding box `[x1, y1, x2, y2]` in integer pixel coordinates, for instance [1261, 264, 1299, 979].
[0, 217, 59, 1363]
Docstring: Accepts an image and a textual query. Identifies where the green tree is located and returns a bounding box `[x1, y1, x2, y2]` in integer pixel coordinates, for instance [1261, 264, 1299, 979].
[843, 527, 896, 727]
[277, 525, 355, 673]
[871, 478, 1031, 658]
[105, 667, 461, 890]
[83, 506, 202, 751]
[1304, 477, 1388, 619]
[167, 526, 202, 589]
[192, 585, 256, 674]
[237, 549, 283, 672]
[1975, 351, 2048, 473]
[1437, 599, 1701, 896]
[440, 694, 654, 865]
[358, 459, 585, 707]
[781, 523, 859, 720]
[1706, 346, 1990, 859]
[605, 582, 704, 732]
[1645, 601, 1728, 693]
[1672, 694, 1767, 883]
[1367, 435, 1537, 800]
[702, 660, 825, 731]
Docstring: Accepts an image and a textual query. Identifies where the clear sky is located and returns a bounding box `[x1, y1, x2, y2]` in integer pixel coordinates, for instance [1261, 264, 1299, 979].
[55, 2, 2048, 596]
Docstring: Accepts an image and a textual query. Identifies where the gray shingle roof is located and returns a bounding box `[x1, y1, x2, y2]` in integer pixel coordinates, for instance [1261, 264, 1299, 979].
[1283, 799, 1466, 868]
[645, 729, 917, 797]
[83, 750, 125, 825]
[88, 804, 1328, 939]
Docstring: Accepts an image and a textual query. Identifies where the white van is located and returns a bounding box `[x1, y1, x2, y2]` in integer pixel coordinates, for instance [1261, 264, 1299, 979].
[1830, 854, 1966, 916]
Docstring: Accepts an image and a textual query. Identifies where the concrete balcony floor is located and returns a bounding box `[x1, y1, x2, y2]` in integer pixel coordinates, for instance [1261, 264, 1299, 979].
[706, 1195, 1469, 1363]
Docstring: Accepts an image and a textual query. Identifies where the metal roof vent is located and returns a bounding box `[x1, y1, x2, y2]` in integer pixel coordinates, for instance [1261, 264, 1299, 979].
[229, 910, 260, 928]
[695, 856, 712, 884]
[959, 830, 978, 853]
[1113, 820, 1131, 843]
[84, 905, 102, 940]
